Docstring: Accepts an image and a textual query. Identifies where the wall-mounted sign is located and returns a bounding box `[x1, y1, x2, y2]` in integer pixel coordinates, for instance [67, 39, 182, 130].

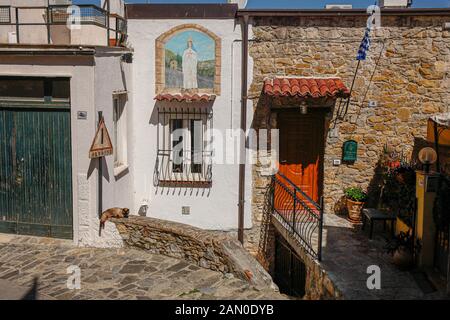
[343, 140, 358, 162]
[89, 117, 113, 159]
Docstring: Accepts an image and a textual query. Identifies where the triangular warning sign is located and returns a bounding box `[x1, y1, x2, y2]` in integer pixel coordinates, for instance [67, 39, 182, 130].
[89, 117, 113, 159]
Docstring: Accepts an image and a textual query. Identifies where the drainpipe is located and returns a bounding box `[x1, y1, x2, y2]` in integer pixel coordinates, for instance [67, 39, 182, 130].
[238, 14, 249, 244]
[106, 0, 110, 46]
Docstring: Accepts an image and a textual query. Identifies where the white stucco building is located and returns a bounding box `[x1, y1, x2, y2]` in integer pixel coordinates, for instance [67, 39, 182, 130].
[0, 0, 133, 246]
[125, 3, 252, 231]
[0, 1, 253, 246]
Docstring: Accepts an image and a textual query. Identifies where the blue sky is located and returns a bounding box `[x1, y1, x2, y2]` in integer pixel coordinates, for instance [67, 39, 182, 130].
[74, 0, 449, 9]
[165, 30, 215, 61]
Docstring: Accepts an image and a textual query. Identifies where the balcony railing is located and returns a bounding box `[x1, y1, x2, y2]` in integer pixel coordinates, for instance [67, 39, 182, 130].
[50, 5, 107, 26]
[0, 6, 10, 24]
[0, 4, 127, 47]
[268, 171, 324, 261]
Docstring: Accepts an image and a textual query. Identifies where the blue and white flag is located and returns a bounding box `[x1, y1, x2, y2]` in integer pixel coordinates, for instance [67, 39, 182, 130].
[356, 27, 371, 61]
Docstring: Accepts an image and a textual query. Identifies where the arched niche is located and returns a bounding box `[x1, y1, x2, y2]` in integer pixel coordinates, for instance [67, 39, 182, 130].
[155, 24, 221, 95]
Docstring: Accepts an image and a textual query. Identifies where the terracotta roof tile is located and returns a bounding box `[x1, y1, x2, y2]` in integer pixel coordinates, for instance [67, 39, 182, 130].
[263, 77, 350, 99]
[154, 93, 216, 102]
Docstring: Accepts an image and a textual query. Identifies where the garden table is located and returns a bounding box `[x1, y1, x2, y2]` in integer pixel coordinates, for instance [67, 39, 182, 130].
[362, 208, 396, 240]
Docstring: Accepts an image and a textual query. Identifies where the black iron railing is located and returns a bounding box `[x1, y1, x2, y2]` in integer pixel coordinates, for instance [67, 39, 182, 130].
[268, 171, 324, 261]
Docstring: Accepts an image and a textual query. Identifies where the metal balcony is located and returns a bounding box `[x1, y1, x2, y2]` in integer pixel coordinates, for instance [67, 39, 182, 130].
[0, 4, 127, 47]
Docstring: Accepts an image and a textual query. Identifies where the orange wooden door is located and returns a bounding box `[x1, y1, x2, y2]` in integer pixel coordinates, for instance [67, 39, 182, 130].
[277, 111, 324, 204]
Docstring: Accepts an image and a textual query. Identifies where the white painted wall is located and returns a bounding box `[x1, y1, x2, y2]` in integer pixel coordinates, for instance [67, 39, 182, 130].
[0, 51, 130, 247]
[90, 47, 133, 247]
[127, 18, 253, 231]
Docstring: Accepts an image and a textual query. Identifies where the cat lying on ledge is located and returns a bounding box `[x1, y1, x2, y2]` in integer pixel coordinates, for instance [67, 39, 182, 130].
[99, 207, 130, 236]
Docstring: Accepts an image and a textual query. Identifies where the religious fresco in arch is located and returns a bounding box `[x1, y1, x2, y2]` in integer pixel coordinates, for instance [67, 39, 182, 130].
[164, 30, 215, 92]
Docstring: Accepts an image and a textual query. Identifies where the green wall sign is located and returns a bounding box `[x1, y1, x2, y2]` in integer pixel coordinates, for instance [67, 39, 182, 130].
[343, 140, 358, 162]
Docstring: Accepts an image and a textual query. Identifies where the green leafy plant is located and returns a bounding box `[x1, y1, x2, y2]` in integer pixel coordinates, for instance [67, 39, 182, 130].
[344, 187, 368, 202]
[384, 231, 421, 256]
[381, 162, 417, 227]
[384, 231, 413, 255]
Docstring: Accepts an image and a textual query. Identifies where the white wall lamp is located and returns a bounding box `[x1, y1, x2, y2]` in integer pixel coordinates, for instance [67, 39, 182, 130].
[300, 102, 308, 115]
[418, 147, 438, 174]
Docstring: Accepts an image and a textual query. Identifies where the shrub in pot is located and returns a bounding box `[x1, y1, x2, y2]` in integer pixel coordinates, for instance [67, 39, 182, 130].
[385, 231, 415, 270]
[344, 187, 368, 223]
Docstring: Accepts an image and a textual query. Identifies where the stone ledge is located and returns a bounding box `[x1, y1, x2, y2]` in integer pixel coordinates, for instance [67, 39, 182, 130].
[111, 216, 277, 291]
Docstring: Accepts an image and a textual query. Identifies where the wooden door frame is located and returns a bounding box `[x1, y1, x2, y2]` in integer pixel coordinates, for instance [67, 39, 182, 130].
[274, 107, 327, 202]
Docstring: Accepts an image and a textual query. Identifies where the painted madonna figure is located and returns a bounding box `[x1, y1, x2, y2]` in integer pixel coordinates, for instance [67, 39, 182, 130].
[182, 37, 198, 90]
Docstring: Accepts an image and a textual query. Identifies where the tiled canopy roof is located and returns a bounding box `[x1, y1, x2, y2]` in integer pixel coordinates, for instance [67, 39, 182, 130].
[154, 93, 216, 103]
[263, 77, 350, 99]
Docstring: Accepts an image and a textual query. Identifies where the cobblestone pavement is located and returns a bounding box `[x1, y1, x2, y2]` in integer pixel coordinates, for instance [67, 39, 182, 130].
[0, 235, 286, 300]
[321, 214, 449, 300]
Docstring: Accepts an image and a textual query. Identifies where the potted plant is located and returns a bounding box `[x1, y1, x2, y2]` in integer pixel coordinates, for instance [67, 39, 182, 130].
[385, 231, 415, 270]
[344, 187, 368, 223]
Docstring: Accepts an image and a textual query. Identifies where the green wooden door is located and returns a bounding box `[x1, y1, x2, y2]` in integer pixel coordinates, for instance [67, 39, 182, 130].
[0, 103, 73, 239]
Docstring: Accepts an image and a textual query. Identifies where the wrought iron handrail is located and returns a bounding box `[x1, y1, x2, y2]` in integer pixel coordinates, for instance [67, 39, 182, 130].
[275, 171, 321, 210]
[269, 172, 324, 261]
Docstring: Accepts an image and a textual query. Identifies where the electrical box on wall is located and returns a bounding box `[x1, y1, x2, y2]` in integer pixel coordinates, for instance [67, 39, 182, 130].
[368, 101, 378, 108]
[182, 206, 190, 215]
[77, 111, 87, 120]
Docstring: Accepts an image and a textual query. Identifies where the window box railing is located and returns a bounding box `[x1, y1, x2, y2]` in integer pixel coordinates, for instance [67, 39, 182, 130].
[154, 150, 213, 187]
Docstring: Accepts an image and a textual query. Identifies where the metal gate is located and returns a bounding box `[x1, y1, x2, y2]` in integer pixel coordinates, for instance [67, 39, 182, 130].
[434, 226, 449, 277]
[274, 235, 306, 298]
[0, 102, 73, 239]
[433, 176, 450, 278]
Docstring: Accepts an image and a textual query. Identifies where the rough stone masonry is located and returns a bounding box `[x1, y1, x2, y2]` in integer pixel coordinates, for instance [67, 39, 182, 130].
[245, 14, 450, 255]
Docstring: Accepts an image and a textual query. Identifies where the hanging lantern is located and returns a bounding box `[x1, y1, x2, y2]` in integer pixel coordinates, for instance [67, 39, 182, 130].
[300, 101, 308, 115]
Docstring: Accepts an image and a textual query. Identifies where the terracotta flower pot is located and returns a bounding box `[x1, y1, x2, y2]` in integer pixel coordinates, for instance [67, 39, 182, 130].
[393, 247, 413, 270]
[346, 198, 365, 223]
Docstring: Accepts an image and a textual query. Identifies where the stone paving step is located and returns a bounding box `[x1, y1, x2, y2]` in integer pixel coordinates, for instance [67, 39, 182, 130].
[320, 214, 449, 300]
[0, 234, 286, 300]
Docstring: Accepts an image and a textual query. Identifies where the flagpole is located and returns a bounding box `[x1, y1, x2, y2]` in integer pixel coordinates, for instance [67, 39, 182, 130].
[342, 59, 361, 118]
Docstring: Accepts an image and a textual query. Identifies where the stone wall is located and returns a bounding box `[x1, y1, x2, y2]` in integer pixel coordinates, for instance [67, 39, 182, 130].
[259, 214, 343, 300]
[111, 216, 276, 290]
[246, 14, 450, 253]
